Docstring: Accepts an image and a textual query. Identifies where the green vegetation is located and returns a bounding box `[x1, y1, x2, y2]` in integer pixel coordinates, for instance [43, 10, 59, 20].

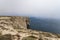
[22, 36, 37, 40]
[0, 34, 12, 40]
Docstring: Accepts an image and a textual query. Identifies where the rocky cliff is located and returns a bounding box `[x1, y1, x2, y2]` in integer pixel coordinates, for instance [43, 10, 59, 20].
[0, 16, 60, 40]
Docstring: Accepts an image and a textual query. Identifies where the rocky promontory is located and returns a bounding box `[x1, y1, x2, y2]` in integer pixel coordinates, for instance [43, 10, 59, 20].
[0, 16, 60, 40]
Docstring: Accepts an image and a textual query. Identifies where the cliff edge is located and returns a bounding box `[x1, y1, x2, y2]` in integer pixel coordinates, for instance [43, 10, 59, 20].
[0, 16, 60, 40]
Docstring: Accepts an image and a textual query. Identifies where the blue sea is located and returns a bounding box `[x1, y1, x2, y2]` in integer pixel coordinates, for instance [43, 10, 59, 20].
[30, 17, 60, 34]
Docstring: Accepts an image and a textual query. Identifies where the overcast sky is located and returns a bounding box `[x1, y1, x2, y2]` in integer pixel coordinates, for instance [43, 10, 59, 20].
[0, 0, 60, 19]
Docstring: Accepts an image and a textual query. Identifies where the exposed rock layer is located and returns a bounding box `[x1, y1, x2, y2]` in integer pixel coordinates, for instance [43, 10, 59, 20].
[0, 16, 60, 40]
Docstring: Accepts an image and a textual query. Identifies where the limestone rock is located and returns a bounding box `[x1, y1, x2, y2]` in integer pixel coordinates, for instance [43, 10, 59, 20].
[0, 16, 60, 40]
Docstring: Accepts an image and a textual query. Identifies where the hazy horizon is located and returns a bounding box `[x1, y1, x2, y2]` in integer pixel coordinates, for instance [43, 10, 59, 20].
[0, 0, 60, 34]
[0, 0, 60, 19]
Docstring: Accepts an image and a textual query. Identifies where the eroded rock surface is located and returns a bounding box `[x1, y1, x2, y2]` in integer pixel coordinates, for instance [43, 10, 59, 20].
[0, 16, 60, 40]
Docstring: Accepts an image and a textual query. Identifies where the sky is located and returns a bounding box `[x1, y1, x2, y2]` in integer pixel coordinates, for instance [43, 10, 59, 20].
[0, 0, 60, 19]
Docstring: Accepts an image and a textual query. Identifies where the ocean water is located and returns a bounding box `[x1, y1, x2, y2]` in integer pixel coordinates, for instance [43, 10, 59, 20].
[29, 17, 60, 34]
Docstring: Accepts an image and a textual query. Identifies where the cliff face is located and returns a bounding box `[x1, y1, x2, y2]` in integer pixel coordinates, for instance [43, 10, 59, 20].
[0, 16, 29, 29]
[0, 16, 60, 40]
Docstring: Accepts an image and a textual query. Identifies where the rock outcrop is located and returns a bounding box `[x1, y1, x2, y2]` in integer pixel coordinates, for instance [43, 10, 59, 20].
[0, 16, 60, 40]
